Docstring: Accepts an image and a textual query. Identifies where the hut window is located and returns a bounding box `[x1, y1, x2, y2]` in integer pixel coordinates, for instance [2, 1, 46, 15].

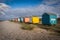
[51, 19, 56, 21]
[50, 18, 56, 24]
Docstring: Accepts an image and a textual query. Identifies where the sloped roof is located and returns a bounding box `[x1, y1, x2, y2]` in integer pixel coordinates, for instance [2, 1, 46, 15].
[44, 12, 57, 16]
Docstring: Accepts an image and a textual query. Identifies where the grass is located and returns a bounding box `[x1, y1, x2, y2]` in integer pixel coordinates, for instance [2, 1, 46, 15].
[37, 23, 60, 36]
[21, 23, 35, 30]
[52, 26, 60, 33]
[20, 23, 60, 36]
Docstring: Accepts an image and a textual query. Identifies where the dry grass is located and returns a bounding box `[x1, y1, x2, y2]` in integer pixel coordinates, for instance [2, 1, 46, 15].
[21, 23, 35, 30]
[37, 19, 60, 36]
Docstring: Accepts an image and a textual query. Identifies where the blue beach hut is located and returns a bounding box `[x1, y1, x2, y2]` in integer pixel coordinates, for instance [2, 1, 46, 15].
[42, 13, 57, 25]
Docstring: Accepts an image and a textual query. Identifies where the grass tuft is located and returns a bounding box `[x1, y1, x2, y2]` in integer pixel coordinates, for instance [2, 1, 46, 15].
[21, 23, 35, 30]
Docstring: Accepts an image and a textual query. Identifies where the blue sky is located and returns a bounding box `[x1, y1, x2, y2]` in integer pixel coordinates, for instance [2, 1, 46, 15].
[0, 0, 60, 20]
[1, 0, 43, 8]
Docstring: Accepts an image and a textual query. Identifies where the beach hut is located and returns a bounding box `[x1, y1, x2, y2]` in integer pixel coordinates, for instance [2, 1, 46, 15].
[32, 16, 40, 24]
[20, 17, 24, 22]
[42, 13, 57, 25]
[24, 17, 30, 23]
[18, 18, 20, 22]
[30, 17, 32, 23]
[14, 18, 18, 22]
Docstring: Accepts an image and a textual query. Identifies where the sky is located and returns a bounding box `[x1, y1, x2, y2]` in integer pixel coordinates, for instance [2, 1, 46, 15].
[0, 0, 43, 8]
[0, 0, 60, 20]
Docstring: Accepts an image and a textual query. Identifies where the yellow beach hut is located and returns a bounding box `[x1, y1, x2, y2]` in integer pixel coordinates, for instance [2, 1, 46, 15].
[32, 16, 40, 24]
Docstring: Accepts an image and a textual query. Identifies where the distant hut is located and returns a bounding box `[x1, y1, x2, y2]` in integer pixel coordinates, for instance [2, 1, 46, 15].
[42, 13, 57, 25]
[32, 16, 40, 24]
[19, 17, 24, 22]
[30, 17, 32, 23]
[14, 18, 18, 22]
[24, 17, 30, 23]
[18, 18, 20, 22]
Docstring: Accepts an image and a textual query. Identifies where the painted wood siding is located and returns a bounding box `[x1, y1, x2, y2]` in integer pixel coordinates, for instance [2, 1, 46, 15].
[32, 16, 40, 24]
[14, 18, 18, 22]
[24, 18, 30, 23]
[42, 13, 50, 25]
[18, 18, 20, 22]
[20, 17, 24, 22]
[50, 15, 57, 24]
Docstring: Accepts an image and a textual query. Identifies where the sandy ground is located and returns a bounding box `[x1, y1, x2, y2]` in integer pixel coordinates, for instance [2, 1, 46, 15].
[0, 21, 60, 40]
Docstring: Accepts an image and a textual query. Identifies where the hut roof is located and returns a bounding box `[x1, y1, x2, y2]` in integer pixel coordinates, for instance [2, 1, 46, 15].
[44, 13, 57, 16]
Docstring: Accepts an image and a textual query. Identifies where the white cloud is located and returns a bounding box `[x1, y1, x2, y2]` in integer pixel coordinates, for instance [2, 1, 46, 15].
[43, 0, 60, 5]
[0, 3, 11, 15]
[42, 0, 60, 11]
[0, 3, 11, 11]
[9, 4, 59, 17]
[0, 3, 12, 20]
